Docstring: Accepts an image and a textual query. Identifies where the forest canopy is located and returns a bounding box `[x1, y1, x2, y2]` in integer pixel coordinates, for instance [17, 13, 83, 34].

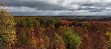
[0, 2, 111, 49]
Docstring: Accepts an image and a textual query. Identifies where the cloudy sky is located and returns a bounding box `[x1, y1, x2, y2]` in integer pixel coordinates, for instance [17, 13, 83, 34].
[1, 0, 111, 16]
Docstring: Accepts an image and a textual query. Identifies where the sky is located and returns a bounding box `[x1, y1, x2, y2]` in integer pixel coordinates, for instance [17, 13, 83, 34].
[1, 0, 111, 16]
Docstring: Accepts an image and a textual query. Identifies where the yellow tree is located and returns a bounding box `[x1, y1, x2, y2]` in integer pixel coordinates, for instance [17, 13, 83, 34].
[106, 32, 111, 49]
[0, 2, 16, 48]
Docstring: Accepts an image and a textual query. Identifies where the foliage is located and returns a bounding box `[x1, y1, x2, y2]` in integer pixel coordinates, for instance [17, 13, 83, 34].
[0, 5, 110, 49]
[57, 26, 81, 49]
[106, 32, 111, 49]
[53, 33, 66, 49]
[13, 17, 111, 49]
[0, 3, 16, 48]
[15, 18, 40, 27]
[36, 17, 59, 27]
[26, 38, 37, 47]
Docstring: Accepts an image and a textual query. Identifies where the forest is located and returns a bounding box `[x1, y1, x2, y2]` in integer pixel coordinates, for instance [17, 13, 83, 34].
[14, 16, 111, 49]
[0, 3, 111, 49]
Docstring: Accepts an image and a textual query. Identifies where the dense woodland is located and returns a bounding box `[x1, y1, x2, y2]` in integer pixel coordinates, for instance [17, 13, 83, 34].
[14, 16, 111, 49]
[0, 3, 111, 49]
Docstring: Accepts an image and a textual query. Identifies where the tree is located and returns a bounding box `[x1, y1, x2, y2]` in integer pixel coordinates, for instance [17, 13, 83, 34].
[25, 18, 34, 27]
[81, 34, 91, 49]
[0, 3, 16, 48]
[57, 26, 81, 49]
[88, 23, 108, 49]
[81, 21, 90, 28]
[106, 32, 111, 49]
[64, 27, 81, 49]
[16, 28, 30, 47]
[53, 33, 65, 49]
[71, 21, 79, 27]
[19, 19, 27, 27]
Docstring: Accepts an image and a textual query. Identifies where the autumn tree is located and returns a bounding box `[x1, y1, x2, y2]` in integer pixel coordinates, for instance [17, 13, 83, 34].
[81, 34, 91, 49]
[88, 23, 108, 49]
[53, 33, 65, 49]
[57, 26, 81, 49]
[106, 32, 111, 49]
[71, 21, 79, 27]
[0, 2, 16, 48]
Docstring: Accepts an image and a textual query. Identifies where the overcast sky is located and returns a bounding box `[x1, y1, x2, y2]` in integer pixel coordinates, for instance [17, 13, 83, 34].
[1, 0, 111, 16]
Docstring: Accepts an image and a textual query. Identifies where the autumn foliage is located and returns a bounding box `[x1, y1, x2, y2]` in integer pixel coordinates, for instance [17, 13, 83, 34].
[12, 16, 111, 49]
[1, 3, 111, 49]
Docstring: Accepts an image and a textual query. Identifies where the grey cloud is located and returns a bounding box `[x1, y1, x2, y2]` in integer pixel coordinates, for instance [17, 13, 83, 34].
[1, 0, 111, 16]
[80, 3, 111, 7]
[4, 1, 69, 11]
[80, 3, 99, 6]
[76, 8, 95, 10]
[10, 12, 63, 16]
